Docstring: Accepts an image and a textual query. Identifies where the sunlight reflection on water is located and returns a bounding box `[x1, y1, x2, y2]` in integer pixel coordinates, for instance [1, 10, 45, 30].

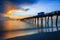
[0, 20, 38, 39]
[0, 19, 60, 39]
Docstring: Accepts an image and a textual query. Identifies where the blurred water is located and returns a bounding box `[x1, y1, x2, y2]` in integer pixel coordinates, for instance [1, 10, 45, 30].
[0, 17, 60, 39]
[0, 20, 38, 39]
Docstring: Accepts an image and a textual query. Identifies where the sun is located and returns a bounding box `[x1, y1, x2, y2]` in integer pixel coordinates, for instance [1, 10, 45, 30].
[6, 10, 25, 16]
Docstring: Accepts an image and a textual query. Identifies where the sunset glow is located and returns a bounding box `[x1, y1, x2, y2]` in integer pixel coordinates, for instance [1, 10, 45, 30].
[2, 1, 27, 19]
[0, 0, 60, 40]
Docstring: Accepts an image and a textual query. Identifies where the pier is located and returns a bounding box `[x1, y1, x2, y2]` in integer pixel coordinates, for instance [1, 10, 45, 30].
[21, 11, 60, 32]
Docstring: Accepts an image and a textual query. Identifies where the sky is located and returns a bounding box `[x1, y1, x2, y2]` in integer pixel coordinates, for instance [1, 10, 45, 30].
[0, 0, 60, 17]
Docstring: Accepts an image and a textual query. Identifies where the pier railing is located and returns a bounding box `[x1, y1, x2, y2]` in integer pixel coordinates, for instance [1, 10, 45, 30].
[21, 11, 60, 32]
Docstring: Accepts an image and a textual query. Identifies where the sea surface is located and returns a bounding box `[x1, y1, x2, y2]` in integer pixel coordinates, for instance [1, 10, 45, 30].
[0, 20, 38, 39]
[0, 18, 60, 39]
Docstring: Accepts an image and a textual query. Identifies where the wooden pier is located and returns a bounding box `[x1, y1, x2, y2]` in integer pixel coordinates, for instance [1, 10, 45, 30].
[21, 11, 60, 32]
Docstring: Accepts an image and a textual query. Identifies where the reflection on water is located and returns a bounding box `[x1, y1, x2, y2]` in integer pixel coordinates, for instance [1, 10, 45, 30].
[3, 20, 13, 31]
[4, 30, 38, 39]
[0, 17, 60, 39]
[0, 20, 37, 39]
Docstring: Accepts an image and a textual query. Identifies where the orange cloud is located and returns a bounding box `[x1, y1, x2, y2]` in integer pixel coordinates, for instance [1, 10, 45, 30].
[4, 1, 25, 15]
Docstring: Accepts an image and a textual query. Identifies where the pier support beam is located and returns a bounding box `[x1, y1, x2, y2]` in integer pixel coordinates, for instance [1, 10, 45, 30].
[51, 16, 53, 32]
[41, 17, 43, 32]
[34, 18, 37, 29]
[56, 15, 58, 31]
[37, 18, 40, 32]
[45, 17, 47, 32]
[48, 16, 50, 32]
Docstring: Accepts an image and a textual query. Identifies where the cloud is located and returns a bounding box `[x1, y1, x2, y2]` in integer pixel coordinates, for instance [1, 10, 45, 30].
[0, 0, 38, 14]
